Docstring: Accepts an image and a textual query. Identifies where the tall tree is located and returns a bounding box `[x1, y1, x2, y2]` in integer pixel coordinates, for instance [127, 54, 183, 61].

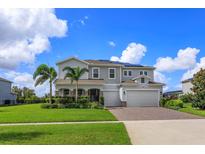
[22, 87, 36, 98]
[33, 64, 57, 104]
[192, 68, 205, 100]
[12, 86, 23, 97]
[63, 66, 88, 102]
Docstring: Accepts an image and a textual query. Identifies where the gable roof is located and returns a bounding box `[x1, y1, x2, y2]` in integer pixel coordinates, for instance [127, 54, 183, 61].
[56, 57, 89, 65]
[56, 57, 155, 68]
[0, 77, 12, 83]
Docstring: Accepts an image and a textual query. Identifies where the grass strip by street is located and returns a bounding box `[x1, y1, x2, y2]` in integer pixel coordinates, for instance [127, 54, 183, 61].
[0, 104, 116, 123]
[179, 103, 205, 117]
[0, 123, 131, 145]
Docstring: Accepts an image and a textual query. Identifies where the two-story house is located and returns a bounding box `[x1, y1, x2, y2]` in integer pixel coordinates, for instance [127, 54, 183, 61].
[0, 77, 16, 105]
[54, 57, 164, 107]
[182, 78, 193, 94]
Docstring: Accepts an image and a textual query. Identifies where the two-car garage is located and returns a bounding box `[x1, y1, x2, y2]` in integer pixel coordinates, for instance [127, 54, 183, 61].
[126, 89, 160, 107]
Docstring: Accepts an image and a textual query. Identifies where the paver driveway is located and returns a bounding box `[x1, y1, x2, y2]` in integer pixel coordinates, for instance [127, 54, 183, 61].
[109, 107, 202, 121]
[109, 107, 205, 144]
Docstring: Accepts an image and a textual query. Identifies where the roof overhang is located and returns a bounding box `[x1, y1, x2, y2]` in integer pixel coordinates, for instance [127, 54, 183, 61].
[55, 79, 105, 86]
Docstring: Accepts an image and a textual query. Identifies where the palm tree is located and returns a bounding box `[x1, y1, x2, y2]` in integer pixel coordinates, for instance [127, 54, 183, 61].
[63, 66, 89, 102]
[33, 64, 57, 104]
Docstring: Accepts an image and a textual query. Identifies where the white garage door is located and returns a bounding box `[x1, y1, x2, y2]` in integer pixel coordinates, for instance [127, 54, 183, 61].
[103, 91, 121, 107]
[127, 90, 160, 107]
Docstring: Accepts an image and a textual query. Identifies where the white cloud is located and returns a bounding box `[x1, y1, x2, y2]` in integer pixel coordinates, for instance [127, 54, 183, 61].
[110, 42, 147, 64]
[108, 41, 116, 47]
[155, 47, 200, 72]
[3, 71, 54, 97]
[0, 8, 67, 69]
[182, 57, 205, 81]
[154, 71, 167, 83]
[71, 16, 88, 27]
[154, 70, 170, 91]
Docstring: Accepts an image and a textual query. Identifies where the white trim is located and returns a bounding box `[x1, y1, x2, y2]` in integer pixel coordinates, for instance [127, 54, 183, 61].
[108, 68, 116, 79]
[92, 67, 100, 79]
[104, 84, 120, 86]
[126, 89, 160, 91]
[120, 66, 122, 83]
[102, 89, 119, 92]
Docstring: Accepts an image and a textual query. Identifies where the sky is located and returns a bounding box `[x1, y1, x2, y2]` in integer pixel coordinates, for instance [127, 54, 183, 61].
[0, 8, 205, 96]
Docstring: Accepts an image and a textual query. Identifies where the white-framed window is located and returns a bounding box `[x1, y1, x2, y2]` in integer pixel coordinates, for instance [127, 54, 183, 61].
[108, 68, 116, 79]
[92, 67, 100, 79]
[123, 70, 132, 77]
[141, 77, 145, 83]
[140, 70, 148, 76]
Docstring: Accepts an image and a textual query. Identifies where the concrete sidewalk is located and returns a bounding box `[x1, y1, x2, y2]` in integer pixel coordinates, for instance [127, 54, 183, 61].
[0, 121, 120, 126]
[124, 119, 205, 145]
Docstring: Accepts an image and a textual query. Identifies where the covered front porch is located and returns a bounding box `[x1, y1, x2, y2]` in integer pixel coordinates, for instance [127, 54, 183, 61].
[55, 79, 104, 101]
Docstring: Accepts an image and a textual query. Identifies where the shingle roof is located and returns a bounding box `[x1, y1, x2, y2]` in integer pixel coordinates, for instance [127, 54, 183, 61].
[182, 78, 193, 83]
[84, 59, 145, 67]
[0, 77, 12, 83]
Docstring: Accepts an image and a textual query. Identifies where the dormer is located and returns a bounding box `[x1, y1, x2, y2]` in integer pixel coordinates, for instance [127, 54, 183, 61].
[132, 75, 152, 84]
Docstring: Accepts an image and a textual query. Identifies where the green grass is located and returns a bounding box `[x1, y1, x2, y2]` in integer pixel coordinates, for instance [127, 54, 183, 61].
[0, 123, 131, 145]
[0, 104, 116, 123]
[179, 103, 205, 117]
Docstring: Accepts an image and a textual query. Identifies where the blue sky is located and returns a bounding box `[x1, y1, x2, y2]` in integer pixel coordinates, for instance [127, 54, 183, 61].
[0, 9, 205, 95]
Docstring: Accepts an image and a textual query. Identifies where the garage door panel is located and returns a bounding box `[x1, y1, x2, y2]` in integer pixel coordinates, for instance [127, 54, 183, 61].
[127, 90, 159, 107]
[103, 91, 121, 107]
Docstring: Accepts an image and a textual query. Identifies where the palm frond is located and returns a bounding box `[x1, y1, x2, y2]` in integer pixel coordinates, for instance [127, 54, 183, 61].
[33, 64, 50, 80]
[34, 75, 48, 87]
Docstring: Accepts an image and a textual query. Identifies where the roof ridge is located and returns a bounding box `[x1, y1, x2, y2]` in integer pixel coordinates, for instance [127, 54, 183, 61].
[0, 77, 12, 83]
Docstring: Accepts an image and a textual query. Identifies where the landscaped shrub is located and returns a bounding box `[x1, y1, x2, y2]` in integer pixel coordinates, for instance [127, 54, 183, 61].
[41, 103, 51, 109]
[160, 97, 170, 107]
[77, 96, 89, 105]
[50, 103, 58, 108]
[192, 99, 205, 110]
[180, 93, 194, 104]
[164, 99, 183, 110]
[99, 96, 104, 106]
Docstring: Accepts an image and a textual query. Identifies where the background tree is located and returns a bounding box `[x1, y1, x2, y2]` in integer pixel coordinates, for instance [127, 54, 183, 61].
[33, 64, 57, 104]
[12, 86, 23, 97]
[63, 66, 88, 102]
[22, 87, 36, 98]
[191, 68, 205, 109]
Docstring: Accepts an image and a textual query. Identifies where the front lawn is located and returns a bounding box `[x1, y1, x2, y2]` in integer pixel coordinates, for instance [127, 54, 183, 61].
[0, 104, 116, 123]
[0, 123, 131, 145]
[179, 103, 205, 117]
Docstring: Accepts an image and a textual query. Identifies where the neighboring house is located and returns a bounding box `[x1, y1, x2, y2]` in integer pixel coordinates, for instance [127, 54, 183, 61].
[54, 57, 165, 107]
[182, 78, 193, 94]
[0, 77, 16, 105]
[163, 90, 183, 98]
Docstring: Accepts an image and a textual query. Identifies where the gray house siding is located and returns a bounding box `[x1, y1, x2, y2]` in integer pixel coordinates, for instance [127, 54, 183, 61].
[58, 59, 89, 79]
[0, 80, 16, 105]
[88, 66, 121, 84]
[122, 68, 154, 81]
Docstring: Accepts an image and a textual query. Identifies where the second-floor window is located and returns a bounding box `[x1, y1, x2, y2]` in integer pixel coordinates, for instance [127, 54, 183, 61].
[92, 67, 100, 79]
[109, 68, 116, 79]
[123, 70, 132, 77]
[140, 71, 148, 76]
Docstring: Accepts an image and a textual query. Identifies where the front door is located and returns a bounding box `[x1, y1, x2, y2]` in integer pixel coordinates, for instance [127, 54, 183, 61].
[89, 89, 100, 101]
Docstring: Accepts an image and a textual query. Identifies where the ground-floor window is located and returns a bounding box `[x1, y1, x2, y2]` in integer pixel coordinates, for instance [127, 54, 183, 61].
[63, 89, 70, 96]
